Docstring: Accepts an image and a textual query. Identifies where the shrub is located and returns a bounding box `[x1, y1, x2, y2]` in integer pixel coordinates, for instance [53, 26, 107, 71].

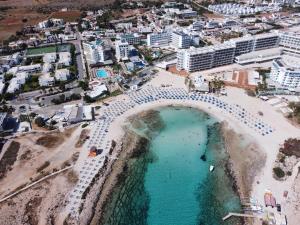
[35, 117, 45, 127]
[273, 167, 285, 178]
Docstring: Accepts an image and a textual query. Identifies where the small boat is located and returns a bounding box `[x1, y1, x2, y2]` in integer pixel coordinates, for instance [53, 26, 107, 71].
[209, 165, 214, 172]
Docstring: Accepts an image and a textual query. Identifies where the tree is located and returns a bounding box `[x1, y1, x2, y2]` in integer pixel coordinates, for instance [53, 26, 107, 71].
[78, 80, 89, 91]
[35, 116, 45, 127]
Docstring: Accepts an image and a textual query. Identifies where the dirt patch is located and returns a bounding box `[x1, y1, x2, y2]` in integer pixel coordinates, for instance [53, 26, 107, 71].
[280, 138, 300, 158]
[0, 141, 20, 180]
[75, 129, 90, 148]
[23, 196, 43, 225]
[66, 169, 78, 184]
[50, 10, 81, 22]
[36, 134, 64, 148]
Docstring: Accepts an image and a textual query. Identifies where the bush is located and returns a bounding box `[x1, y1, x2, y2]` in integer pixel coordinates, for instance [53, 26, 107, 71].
[36, 161, 50, 173]
[81, 123, 88, 128]
[35, 116, 45, 127]
[273, 167, 285, 178]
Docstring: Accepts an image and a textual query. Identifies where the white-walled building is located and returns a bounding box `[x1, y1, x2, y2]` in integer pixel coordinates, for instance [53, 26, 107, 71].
[171, 31, 191, 49]
[147, 32, 171, 47]
[58, 52, 71, 66]
[83, 40, 105, 64]
[279, 32, 300, 54]
[43, 53, 57, 64]
[115, 40, 129, 61]
[270, 55, 300, 89]
[120, 33, 141, 45]
[177, 43, 236, 73]
[55, 69, 70, 81]
[39, 73, 55, 87]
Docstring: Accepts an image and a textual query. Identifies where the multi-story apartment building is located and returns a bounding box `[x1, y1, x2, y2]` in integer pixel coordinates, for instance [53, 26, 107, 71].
[147, 32, 171, 47]
[115, 40, 129, 61]
[176, 33, 281, 73]
[177, 47, 215, 72]
[230, 36, 255, 56]
[171, 31, 191, 49]
[279, 32, 300, 54]
[253, 33, 280, 51]
[82, 39, 105, 64]
[212, 43, 236, 67]
[270, 55, 300, 89]
[120, 33, 141, 45]
[230, 33, 279, 56]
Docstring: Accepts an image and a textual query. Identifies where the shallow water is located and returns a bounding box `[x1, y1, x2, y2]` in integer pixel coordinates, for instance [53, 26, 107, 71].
[100, 107, 242, 225]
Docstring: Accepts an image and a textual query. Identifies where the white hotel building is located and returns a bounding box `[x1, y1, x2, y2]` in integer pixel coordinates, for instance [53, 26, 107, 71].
[279, 32, 300, 54]
[270, 55, 300, 89]
[147, 32, 171, 47]
[115, 40, 129, 61]
[177, 33, 280, 73]
[177, 43, 236, 73]
[171, 31, 191, 49]
[83, 40, 105, 64]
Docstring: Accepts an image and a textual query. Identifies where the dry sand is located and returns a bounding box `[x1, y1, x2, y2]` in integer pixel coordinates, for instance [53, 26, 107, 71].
[0, 126, 87, 225]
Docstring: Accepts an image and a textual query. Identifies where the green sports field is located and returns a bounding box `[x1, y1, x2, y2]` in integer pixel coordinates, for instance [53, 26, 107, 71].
[26, 46, 57, 56]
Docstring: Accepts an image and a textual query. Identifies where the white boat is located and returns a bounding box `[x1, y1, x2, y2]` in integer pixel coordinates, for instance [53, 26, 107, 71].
[209, 165, 214, 172]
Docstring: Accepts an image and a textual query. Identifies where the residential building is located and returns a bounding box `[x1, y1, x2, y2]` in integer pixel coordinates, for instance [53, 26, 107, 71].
[253, 33, 280, 51]
[55, 69, 70, 81]
[270, 55, 300, 89]
[43, 63, 53, 73]
[19, 64, 42, 74]
[230, 33, 279, 56]
[147, 32, 171, 47]
[43, 53, 57, 64]
[83, 40, 105, 64]
[39, 73, 55, 87]
[230, 36, 255, 56]
[58, 52, 71, 66]
[7, 78, 21, 93]
[171, 31, 191, 49]
[212, 43, 236, 67]
[177, 47, 215, 72]
[120, 33, 141, 45]
[115, 40, 129, 61]
[279, 32, 300, 54]
[177, 43, 236, 73]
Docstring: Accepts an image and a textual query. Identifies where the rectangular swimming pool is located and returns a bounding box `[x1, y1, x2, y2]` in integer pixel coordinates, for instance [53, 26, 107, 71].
[96, 69, 109, 78]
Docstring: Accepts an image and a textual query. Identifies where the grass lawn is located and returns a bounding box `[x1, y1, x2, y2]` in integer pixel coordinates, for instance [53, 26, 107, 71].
[26, 46, 56, 56]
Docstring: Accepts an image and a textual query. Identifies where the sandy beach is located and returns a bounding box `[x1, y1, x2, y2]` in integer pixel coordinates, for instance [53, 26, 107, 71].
[78, 70, 300, 224]
[1, 70, 300, 224]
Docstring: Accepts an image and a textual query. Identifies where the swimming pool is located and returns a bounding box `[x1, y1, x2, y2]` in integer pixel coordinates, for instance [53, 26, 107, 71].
[96, 69, 109, 78]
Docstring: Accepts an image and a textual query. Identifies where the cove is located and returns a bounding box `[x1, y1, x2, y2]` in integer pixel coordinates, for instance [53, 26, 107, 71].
[99, 106, 242, 225]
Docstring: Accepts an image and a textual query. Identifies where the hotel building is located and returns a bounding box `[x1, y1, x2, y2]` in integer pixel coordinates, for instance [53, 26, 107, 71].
[115, 40, 129, 61]
[171, 31, 191, 49]
[147, 32, 171, 47]
[177, 43, 235, 73]
[279, 32, 300, 54]
[177, 33, 281, 73]
[270, 55, 300, 89]
[83, 39, 105, 64]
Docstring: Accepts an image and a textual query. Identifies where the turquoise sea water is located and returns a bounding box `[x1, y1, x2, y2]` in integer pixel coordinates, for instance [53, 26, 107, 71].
[100, 107, 242, 225]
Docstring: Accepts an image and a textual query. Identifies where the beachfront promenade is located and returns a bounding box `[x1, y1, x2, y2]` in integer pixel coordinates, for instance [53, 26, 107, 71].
[66, 86, 274, 218]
